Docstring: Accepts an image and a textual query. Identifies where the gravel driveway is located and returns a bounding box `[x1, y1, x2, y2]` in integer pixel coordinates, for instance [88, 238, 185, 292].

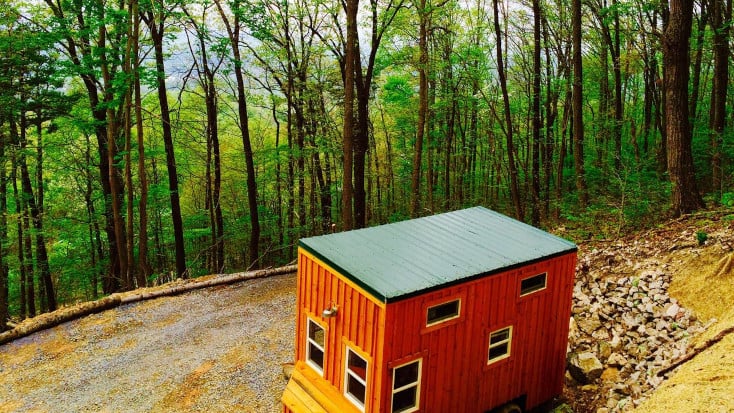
[0, 273, 296, 413]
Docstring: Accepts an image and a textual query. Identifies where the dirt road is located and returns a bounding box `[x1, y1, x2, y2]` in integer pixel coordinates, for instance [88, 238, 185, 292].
[0, 273, 296, 413]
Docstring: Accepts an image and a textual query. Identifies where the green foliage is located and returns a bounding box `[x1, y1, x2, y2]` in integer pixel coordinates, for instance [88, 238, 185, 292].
[696, 231, 708, 246]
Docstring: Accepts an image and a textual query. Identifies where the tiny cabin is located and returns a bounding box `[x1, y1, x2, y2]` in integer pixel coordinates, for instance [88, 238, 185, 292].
[281, 206, 577, 413]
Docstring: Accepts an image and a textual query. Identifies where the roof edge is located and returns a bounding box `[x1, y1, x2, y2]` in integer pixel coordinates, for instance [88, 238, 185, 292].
[298, 241, 389, 304]
[384, 248, 577, 303]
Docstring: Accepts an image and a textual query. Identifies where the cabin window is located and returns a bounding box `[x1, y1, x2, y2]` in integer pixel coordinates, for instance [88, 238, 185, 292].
[488, 326, 512, 364]
[345, 347, 368, 410]
[391, 359, 422, 413]
[426, 299, 461, 326]
[520, 273, 547, 296]
[306, 318, 326, 375]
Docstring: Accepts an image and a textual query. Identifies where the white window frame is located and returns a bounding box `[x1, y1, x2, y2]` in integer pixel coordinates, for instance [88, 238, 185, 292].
[520, 272, 547, 296]
[425, 298, 461, 327]
[344, 346, 368, 411]
[488, 326, 513, 364]
[390, 359, 422, 413]
[306, 317, 326, 375]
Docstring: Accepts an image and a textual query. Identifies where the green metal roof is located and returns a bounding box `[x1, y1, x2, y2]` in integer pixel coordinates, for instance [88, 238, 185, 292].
[299, 206, 577, 303]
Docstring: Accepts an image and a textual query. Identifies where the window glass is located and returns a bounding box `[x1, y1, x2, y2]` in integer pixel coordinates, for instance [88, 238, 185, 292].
[391, 359, 421, 413]
[392, 388, 417, 412]
[488, 327, 512, 364]
[345, 348, 368, 409]
[306, 319, 325, 374]
[393, 362, 419, 389]
[426, 299, 460, 326]
[520, 273, 547, 296]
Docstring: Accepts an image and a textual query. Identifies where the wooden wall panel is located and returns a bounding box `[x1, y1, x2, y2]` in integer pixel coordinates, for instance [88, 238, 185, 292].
[378, 252, 576, 412]
[294, 249, 386, 412]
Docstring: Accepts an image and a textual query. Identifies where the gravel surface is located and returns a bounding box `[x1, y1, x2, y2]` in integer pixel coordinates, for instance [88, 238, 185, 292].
[0, 273, 296, 413]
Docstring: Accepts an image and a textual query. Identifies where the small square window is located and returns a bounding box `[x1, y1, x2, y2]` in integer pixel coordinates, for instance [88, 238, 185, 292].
[345, 347, 368, 410]
[426, 299, 461, 326]
[306, 318, 325, 374]
[488, 326, 512, 364]
[391, 359, 422, 413]
[520, 273, 547, 296]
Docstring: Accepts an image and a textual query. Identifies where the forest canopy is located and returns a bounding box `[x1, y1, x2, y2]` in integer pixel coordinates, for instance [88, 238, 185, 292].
[0, 0, 731, 328]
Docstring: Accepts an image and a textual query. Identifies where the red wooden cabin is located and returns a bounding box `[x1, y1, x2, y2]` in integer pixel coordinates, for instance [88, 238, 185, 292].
[282, 207, 577, 413]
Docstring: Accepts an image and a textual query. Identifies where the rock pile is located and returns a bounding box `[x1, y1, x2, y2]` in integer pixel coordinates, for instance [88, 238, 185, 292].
[568, 256, 706, 412]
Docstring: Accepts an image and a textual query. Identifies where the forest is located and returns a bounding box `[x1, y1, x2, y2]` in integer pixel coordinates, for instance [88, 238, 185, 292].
[0, 0, 731, 329]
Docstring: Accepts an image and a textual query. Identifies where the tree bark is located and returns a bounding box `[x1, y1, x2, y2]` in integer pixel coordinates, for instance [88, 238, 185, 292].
[133, 5, 151, 286]
[572, 0, 588, 207]
[342, 0, 358, 230]
[213, 0, 261, 267]
[531, 0, 542, 226]
[411, 0, 428, 218]
[145, 14, 187, 278]
[493, 0, 524, 220]
[710, 0, 729, 197]
[0, 132, 8, 331]
[19, 114, 56, 311]
[662, 0, 704, 216]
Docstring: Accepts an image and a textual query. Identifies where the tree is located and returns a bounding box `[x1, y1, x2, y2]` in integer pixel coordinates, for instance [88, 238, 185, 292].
[661, 0, 704, 216]
[530, 0, 542, 226]
[493, 0, 523, 220]
[342, 0, 358, 230]
[141, 0, 188, 278]
[213, 0, 261, 267]
[41, 0, 137, 293]
[572, 0, 588, 207]
[709, 0, 730, 198]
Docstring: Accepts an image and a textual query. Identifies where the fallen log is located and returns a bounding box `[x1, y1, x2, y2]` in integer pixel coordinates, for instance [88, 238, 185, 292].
[0, 296, 122, 346]
[0, 264, 297, 346]
[118, 265, 297, 304]
[657, 324, 734, 377]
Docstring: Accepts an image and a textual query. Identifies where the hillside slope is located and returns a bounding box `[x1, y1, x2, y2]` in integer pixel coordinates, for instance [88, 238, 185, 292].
[564, 210, 734, 412]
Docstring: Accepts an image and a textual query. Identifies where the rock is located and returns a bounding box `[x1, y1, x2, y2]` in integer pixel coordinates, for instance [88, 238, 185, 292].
[577, 313, 603, 334]
[550, 403, 574, 413]
[607, 352, 627, 367]
[568, 352, 604, 384]
[598, 341, 612, 361]
[606, 396, 619, 409]
[664, 303, 680, 318]
[282, 363, 294, 380]
[600, 367, 620, 383]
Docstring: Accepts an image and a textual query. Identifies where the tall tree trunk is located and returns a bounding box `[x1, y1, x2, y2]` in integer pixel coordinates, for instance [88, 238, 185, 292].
[123, 6, 136, 290]
[213, 0, 261, 266]
[133, 5, 151, 286]
[99, 19, 130, 290]
[42, 0, 122, 294]
[146, 17, 187, 278]
[688, 2, 708, 127]
[10, 148, 27, 318]
[612, 0, 623, 171]
[572, 0, 588, 207]
[411, 0, 428, 218]
[19, 114, 56, 311]
[493, 0, 524, 220]
[531, 0, 542, 226]
[0, 133, 8, 331]
[710, 0, 729, 197]
[662, 0, 704, 216]
[342, 0, 358, 230]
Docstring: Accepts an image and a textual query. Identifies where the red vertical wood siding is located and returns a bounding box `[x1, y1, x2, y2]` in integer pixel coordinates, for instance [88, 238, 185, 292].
[293, 248, 386, 412]
[378, 252, 576, 412]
